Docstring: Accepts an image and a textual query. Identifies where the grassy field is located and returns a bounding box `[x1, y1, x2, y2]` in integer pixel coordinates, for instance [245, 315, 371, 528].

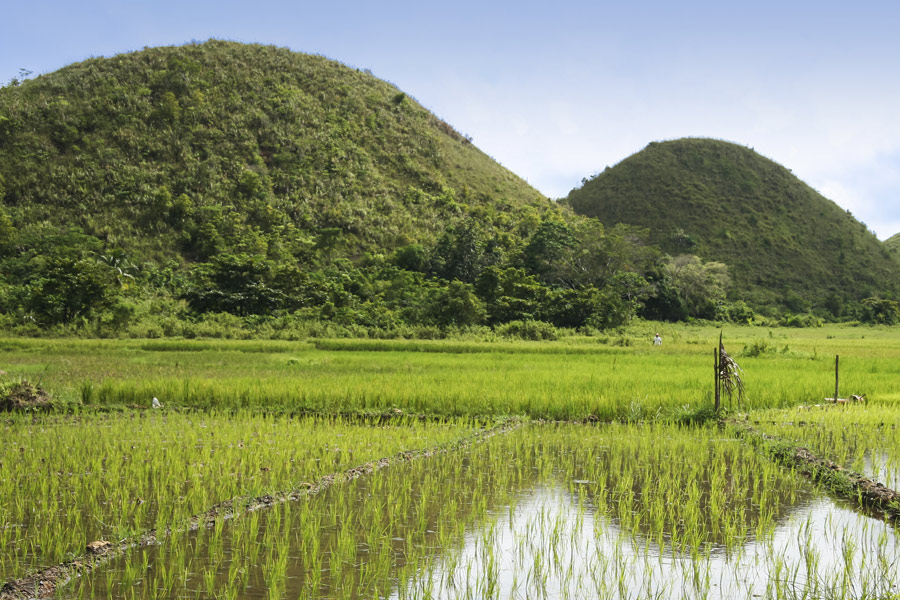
[2, 324, 899, 420]
[2, 323, 900, 599]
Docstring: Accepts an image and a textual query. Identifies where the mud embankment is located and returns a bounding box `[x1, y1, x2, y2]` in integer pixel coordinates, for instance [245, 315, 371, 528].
[733, 421, 900, 522]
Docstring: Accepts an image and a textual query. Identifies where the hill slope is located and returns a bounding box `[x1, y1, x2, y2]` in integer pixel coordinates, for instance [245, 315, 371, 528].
[564, 138, 898, 312]
[0, 40, 549, 262]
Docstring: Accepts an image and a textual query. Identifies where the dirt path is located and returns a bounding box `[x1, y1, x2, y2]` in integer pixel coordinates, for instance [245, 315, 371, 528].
[0, 417, 523, 600]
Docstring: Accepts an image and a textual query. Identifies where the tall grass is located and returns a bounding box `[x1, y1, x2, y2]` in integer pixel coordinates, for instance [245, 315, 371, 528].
[751, 404, 900, 490]
[4, 324, 900, 597]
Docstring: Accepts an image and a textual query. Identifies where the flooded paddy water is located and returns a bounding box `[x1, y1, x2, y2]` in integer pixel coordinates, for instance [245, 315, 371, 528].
[64, 423, 900, 600]
[0, 413, 480, 585]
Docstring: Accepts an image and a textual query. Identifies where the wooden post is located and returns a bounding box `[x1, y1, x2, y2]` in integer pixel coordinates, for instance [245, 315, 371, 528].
[834, 355, 839, 403]
[718, 331, 725, 411]
[714, 346, 720, 412]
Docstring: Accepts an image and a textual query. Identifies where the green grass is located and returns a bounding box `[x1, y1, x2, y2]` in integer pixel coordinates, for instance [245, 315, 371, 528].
[72, 423, 900, 599]
[750, 403, 900, 489]
[3, 324, 899, 420]
[4, 323, 900, 598]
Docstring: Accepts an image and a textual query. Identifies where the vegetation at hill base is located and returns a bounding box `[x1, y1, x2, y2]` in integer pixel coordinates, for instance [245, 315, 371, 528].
[1, 43, 897, 338]
[565, 138, 899, 321]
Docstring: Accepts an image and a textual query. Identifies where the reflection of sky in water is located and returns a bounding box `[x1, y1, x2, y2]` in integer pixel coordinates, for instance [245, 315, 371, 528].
[768, 426, 900, 492]
[401, 484, 900, 600]
[864, 449, 900, 491]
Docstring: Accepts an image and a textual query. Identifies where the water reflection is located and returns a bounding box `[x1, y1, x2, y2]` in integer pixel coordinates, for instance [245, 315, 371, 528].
[404, 484, 900, 599]
[865, 449, 900, 491]
[761, 424, 900, 491]
[68, 425, 900, 600]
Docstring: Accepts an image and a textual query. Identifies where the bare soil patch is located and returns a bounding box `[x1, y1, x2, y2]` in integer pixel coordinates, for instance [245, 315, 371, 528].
[0, 380, 52, 412]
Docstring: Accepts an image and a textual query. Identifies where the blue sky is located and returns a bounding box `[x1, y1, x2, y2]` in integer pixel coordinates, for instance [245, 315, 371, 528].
[4, 0, 900, 238]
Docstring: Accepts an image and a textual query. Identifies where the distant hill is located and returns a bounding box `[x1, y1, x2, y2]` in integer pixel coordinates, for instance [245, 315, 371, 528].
[0, 40, 549, 263]
[564, 138, 898, 312]
[4, 43, 894, 332]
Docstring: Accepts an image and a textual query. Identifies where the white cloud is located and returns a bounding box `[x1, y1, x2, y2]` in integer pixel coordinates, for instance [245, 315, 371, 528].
[413, 49, 900, 240]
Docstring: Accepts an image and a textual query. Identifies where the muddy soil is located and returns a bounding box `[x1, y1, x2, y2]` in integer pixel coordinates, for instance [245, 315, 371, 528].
[0, 381, 51, 412]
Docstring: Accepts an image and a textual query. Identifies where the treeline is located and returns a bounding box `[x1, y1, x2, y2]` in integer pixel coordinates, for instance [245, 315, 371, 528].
[3, 207, 894, 339]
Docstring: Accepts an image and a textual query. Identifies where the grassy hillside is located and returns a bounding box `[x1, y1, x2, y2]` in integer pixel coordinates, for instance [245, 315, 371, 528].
[0, 40, 549, 263]
[564, 138, 898, 313]
[2, 44, 893, 333]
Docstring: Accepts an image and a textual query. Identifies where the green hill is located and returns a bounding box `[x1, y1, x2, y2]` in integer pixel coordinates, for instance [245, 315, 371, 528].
[8, 41, 663, 336]
[564, 138, 898, 313]
[0, 40, 548, 263]
[4, 44, 893, 333]
[0, 40, 576, 334]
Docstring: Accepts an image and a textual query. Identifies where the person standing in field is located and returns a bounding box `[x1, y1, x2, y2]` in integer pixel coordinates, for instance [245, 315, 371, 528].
[653, 333, 662, 346]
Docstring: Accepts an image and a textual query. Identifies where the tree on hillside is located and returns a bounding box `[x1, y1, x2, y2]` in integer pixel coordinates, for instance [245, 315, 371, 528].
[183, 253, 299, 316]
[663, 254, 730, 319]
[26, 256, 121, 325]
[474, 266, 547, 324]
[429, 221, 498, 284]
[563, 222, 655, 289]
[522, 219, 656, 291]
[522, 219, 577, 285]
[0, 205, 15, 256]
[856, 297, 900, 325]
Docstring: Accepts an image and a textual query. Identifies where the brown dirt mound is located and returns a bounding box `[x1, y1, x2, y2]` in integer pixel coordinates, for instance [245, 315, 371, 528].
[0, 380, 52, 412]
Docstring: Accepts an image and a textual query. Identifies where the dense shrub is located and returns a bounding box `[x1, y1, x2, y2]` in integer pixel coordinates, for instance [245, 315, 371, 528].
[778, 313, 823, 328]
[496, 320, 559, 341]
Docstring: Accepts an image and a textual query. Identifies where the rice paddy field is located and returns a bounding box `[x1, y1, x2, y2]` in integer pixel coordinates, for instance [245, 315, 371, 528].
[2, 323, 900, 599]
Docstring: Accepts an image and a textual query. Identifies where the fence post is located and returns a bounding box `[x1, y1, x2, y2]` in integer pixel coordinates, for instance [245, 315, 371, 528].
[834, 355, 839, 403]
[714, 346, 720, 412]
